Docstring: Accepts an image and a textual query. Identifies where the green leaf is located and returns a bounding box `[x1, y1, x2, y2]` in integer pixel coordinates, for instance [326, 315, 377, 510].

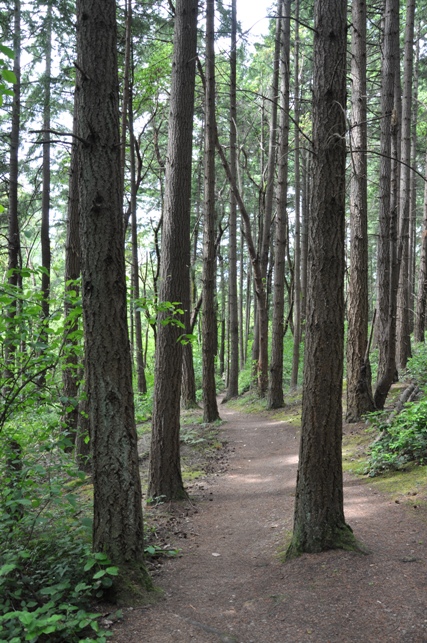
[0, 563, 17, 576]
[106, 566, 119, 576]
[0, 44, 14, 59]
[92, 570, 106, 579]
[65, 493, 77, 508]
[2, 69, 16, 84]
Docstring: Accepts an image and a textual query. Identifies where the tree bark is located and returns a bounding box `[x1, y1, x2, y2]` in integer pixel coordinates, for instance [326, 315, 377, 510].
[148, 0, 199, 499]
[290, 0, 301, 391]
[268, 0, 290, 409]
[202, 0, 220, 423]
[223, 0, 239, 402]
[76, 0, 145, 568]
[4, 0, 22, 385]
[414, 149, 427, 342]
[374, 0, 400, 410]
[345, 0, 375, 422]
[287, 0, 357, 557]
[63, 81, 81, 447]
[396, 0, 415, 370]
[41, 0, 52, 327]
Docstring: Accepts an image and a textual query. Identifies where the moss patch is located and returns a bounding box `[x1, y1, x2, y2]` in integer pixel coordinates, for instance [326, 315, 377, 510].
[182, 468, 205, 482]
[368, 464, 427, 506]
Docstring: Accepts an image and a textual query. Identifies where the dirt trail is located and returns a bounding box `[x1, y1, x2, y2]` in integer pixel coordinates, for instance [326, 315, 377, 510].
[112, 402, 427, 643]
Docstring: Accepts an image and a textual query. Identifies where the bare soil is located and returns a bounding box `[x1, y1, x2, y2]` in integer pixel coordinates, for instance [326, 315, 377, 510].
[110, 399, 427, 643]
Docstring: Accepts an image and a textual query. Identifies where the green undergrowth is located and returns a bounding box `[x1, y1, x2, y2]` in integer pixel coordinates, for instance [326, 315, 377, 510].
[0, 434, 119, 642]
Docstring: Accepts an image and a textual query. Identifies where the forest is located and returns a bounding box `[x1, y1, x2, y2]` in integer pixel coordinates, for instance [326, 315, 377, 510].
[1, 0, 427, 640]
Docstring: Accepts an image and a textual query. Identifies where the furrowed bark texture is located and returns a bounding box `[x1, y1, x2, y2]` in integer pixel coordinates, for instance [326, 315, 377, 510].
[224, 0, 239, 402]
[76, 0, 144, 563]
[346, 0, 375, 421]
[148, 0, 199, 499]
[268, 0, 290, 410]
[374, 0, 400, 410]
[287, 0, 355, 555]
[202, 0, 220, 422]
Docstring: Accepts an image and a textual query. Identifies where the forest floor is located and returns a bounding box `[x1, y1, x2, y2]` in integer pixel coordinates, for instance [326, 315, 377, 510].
[110, 391, 427, 643]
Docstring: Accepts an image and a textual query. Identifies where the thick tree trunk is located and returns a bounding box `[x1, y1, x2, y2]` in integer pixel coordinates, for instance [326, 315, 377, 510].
[287, 0, 357, 557]
[148, 0, 199, 499]
[268, 0, 290, 410]
[201, 0, 220, 423]
[76, 0, 145, 569]
[345, 0, 375, 422]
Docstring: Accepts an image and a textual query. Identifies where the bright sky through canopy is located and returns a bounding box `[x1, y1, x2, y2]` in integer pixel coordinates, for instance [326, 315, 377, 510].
[237, 0, 272, 38]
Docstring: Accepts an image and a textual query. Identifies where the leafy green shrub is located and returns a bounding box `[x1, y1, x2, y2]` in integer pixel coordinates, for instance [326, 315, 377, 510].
[367, 397, 427, 476]
[0, 421, 115, 642]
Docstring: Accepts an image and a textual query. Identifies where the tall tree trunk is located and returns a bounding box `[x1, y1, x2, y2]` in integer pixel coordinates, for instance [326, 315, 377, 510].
[300, 148, 310, 325]
[374, 0, 400, 410]
[41, 0, 52, 327]
[408, 37, 419, 335]
[268, 0, 290, 409]
[202, 0, 220, 423]
[76, 0, 146, 571]
[287, 0, 357, 557]
[223, 0, 239, 402]
[5, 0, 22, 384]
[414, 149, 427, 342]
[346, 0, 375, 422]
[129, 42, 147, 395]
[396, 0, 415, 370]
[63, 82, 81, 448]
[290, 0, 301, 391]
[148, 0, 199, 499]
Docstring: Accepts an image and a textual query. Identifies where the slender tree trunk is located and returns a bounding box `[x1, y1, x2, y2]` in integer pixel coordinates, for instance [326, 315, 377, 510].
[63, 82, 82, 448]
[261, 1, 280, 282]
[414, 149, 427, 342]
[129, 50, 147, 395]
[268, 0, 290, 409]
[224, 0, 239, 402]
[287, 0, 357, 557]
[120, 0, 132, 233]
[41, 0, 52, 327]
[346, 0, 375, 421]
[290, 0, 301, 391]
[396, 0, 415, 370]
[374, 0, 400, 410]
[148, 0, 199, 499]
[300, 149, 310, 325]
[202, 0, 220, 422]
[5, 0, 22, 385]
[76, 0, 146, 570]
